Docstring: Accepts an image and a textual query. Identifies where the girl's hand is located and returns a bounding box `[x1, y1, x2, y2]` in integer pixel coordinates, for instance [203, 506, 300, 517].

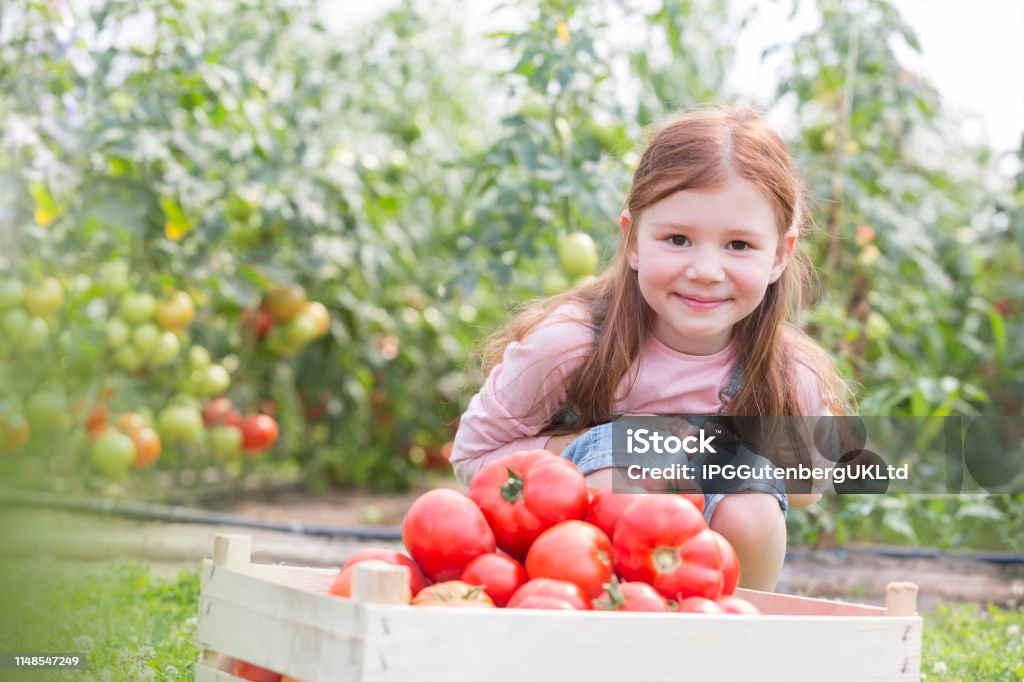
[544, 430, 588, 454]
[787, 492, 821, 508]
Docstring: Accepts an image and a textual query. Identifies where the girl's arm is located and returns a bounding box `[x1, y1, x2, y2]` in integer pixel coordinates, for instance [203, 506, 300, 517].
[543, 430, 589, 454]
[450, 306, 593, 485]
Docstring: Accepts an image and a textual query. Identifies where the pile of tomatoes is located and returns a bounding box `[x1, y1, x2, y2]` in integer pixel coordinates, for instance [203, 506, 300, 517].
[228, 450, 763, 682]
[333, 449, 760, 615]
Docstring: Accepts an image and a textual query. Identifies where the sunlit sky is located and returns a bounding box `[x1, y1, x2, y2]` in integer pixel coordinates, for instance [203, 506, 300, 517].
[326, 0, 1024, 159]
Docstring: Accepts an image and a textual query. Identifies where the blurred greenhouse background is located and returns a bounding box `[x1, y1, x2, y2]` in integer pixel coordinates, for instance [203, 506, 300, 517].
[0, 0, 1021, 550]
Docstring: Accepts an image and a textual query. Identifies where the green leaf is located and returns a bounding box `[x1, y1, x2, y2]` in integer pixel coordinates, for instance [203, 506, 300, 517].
[989, 309, 1007, 361]
[882, 510, 918, 542]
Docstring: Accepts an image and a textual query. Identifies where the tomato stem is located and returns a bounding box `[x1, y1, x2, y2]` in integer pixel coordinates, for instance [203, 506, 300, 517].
[594, 576, 624, 610]
[500, 466, 525, 503]
[652, 546, 681, 573]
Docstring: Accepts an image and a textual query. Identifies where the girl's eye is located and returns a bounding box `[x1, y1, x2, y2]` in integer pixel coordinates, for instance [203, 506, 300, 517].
[669, 235, 689, 246]
[727, 240, 750, 251]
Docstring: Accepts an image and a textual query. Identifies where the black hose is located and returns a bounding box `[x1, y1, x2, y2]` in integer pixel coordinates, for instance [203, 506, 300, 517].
[0, 488, 403, 541]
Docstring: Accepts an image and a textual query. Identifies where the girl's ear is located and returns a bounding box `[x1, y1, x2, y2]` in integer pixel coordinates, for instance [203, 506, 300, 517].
[620, 210, 639, 270]
[769, 227, 798, 283]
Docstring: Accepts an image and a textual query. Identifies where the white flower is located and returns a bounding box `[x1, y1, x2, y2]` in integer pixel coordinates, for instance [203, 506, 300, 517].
[1007, 624, 1020, 637]
[73, 635, 95, 653]
[931, 661, 948, 675]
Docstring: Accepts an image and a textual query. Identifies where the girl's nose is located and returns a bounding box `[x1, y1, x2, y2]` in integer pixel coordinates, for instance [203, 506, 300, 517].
[685, 255, 725, 283]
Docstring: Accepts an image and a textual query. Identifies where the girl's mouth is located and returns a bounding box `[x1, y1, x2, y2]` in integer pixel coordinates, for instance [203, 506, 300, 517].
[676, 294, 728, 310]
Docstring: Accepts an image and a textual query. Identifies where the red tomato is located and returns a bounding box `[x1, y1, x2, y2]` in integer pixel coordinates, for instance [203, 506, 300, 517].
[0, 412, 30, 452]
[129, 426, 161, 468]
[586, 487, 704, 541]
[241, 414, 279, 452]
[717, 595, 761, 615]
[585, 488, 642, 540]
[511, 595, 577, 610]
[116, 411, 149, 435]
[613, 496, 724, 602]
[83, 402, 109, 430]
[461, 552, 526, 607]
[710, 530, 740, 596]
[329, 548, 429, 598]
[525, 520, 613, 599]
[402, 489, 495, 582]
[203, 397, 242, 428]
[233, 660, 282, 682]
[329, 559, 412, 602]
[506, 578, 591, 610]
[593, 578, 668, 612]
[676, 596, 726, 614]
[241, 307, 275, 340]
[468, 449, 588, 560]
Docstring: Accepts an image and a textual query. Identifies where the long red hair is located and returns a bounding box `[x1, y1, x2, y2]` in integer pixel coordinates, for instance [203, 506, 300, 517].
[479, 106, 853, 442]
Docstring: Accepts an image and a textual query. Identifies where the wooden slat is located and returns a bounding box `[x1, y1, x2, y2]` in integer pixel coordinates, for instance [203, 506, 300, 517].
[199, 559, 359, 627]
[196, 559, 365, 681]
[243, 562, 339, 593]
[356, 606, 921, 682]
[194, 662, 248, 682]
[197, 594, 360, 680]
[735, 587, 887, 616]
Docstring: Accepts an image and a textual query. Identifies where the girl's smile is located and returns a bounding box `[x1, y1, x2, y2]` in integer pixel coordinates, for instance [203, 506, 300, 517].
[675, 294, 730, 310]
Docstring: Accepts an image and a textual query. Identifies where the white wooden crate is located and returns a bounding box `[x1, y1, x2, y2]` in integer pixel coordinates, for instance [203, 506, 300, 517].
[194, 534, 922, 682]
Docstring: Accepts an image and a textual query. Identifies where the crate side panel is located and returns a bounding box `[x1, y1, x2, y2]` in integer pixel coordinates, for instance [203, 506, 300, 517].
[196, 595, 362, 681]
[734, 587, 888, 616]
[201, 561, 360, 631]
[243, 562, 339, 593]
[194, 661, 247, 682]
[358, 608, 921, 682]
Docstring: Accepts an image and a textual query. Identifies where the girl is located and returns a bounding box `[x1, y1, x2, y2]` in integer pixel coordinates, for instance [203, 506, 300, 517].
[450, 106, 852, 591]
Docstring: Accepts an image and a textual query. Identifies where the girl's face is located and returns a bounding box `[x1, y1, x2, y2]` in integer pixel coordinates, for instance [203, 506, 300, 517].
[623, 174, 796, 356]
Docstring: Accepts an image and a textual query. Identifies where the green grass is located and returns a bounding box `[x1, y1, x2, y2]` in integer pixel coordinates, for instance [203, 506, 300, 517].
[923, 602, 1024, 681]
[0, 560, 200, 681]
[0, 559, 1021, 681]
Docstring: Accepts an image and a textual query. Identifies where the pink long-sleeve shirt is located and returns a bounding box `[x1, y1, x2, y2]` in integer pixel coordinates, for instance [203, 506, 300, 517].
[450, 303, 830, 485]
